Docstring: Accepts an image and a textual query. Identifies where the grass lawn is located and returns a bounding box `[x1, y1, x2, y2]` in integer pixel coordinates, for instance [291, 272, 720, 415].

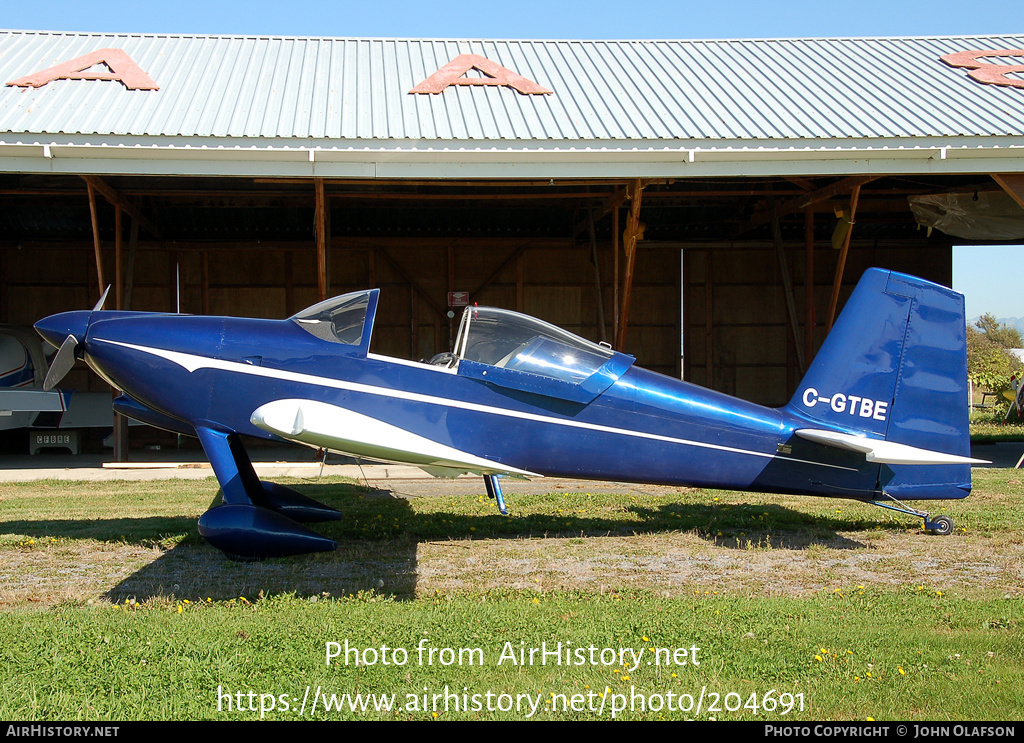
[0, 470, 1021, 720]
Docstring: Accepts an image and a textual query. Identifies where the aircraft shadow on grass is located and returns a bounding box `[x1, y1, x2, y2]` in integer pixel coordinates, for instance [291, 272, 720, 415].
[1, 479, 878, 603]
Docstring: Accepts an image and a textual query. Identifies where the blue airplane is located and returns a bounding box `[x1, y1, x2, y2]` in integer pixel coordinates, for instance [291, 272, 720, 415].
[34, 268, 985, 559]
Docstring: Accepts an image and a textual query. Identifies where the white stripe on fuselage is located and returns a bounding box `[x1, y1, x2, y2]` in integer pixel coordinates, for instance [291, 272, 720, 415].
[95, 339, 856, 473]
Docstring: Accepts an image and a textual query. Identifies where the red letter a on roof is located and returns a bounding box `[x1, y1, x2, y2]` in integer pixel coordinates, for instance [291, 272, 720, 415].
[6, 48, 159, 90]
[410, 54, 551, 95]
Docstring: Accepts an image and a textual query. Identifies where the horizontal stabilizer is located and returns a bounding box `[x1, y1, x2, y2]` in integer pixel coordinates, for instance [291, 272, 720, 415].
[251, 398, 538, 477]
[795, 429, 989, 466]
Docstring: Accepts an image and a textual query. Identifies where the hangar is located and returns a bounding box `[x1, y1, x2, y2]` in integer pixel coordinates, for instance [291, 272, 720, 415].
[1, 31, 1023, 455]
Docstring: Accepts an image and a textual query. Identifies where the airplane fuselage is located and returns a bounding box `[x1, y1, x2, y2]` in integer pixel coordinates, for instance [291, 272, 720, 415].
[34, 270, 979, 557]
[75, 311, 876, 499]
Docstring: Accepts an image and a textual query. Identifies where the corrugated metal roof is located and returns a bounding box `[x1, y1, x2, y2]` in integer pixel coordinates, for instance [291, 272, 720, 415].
[1, 31, 1023, 142]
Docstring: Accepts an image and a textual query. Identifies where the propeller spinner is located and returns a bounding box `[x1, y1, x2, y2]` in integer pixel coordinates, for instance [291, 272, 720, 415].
[35, 286, 111, 391]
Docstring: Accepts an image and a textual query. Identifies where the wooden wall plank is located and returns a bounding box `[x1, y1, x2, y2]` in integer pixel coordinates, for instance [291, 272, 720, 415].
[683, 239, 951, 406]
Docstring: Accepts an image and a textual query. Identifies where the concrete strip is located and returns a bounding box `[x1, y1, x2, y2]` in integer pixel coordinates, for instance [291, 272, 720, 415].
[0, 443, 1020, 483]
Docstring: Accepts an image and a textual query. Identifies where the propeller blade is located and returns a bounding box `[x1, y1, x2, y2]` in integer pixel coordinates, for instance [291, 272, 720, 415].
[93, 285, 111, 312]
[43, 335, 78, 391]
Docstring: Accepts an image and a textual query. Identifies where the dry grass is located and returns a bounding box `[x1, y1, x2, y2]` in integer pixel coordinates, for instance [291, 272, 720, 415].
[413, 528, 1024, 598]
[1, 472, 1020, 608]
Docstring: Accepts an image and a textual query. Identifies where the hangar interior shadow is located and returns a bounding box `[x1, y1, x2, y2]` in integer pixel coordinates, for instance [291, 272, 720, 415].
[1, 170, 1003, 420]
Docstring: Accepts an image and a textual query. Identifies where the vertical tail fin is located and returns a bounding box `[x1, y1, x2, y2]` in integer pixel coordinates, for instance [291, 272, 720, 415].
[787, 268, 974, 499]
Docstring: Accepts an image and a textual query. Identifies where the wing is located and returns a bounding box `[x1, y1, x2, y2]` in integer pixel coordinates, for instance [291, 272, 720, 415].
[0, 388, 68, 413]
[251, 398, 539, 477]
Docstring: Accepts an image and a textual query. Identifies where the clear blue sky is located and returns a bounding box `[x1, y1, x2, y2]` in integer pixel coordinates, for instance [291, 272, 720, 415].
[953, 245, 1023, 321]
[5, 1, 1023, 319]
[5, 0, 1021, 40]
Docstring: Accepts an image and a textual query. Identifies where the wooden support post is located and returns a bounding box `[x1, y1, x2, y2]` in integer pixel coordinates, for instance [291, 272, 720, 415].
[516, 250, 524, 313]
[325, 199, 331, 296]
[704, 250, 714, 387]
[587, 208, 607, 343]
[804, 207, 815, 365]
[315, 178, 328, 301]
[410, 286, 416, 360]
[569, 188, 628, 241]
[86, 180, 105, 298]
[85, 251, 94, 312]
[616, 179, 646, 351]
[81, 172, 151, 473]
[112, 394, 129, 462]
[201, 251, 210, 315]
[0, 248, 6, 323]
[284, 251, 294, 316]
[772, 213, 805, 376]
[435, 312, 443, 356]
[612, 206, 620, 345]
[825, 184, 862, 332]
[447, 243, 455, 297]
[171, 251, 180, 313]
[124, 219, 138, 311]
[112, 208, 127, 462]
[446, 243, 454, 347]
[114, 206, 123, 310]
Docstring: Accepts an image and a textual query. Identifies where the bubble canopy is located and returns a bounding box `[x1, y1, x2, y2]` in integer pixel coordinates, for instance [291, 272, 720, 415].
[452, 305, 634, 403]
[290, 290, 634, 403]
[454, 306, 614, 384]
[291, 290, 375, 346]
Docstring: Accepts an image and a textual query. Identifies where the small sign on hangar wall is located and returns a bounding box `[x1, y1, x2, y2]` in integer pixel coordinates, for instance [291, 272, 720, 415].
[448, 291, 470, 308]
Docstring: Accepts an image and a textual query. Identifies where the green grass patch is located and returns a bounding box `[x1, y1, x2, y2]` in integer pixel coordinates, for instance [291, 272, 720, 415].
[970, 421, 1024, 442]
[1, 471, 1022, 720]
[0, 475, 891, 546]
[0, 591, 1020, 721]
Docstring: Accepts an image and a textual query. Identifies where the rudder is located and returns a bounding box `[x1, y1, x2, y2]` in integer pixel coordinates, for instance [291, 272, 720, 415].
[787, 268, 973, 500]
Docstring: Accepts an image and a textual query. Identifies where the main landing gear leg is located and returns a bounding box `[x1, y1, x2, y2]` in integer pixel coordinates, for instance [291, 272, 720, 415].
[484, 474, 508, 516]
[869, 493, 954, 536]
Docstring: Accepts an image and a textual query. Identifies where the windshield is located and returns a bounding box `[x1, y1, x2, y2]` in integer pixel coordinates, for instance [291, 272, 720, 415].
[455, 306, 613, 384]
[291, 291, 371, 345]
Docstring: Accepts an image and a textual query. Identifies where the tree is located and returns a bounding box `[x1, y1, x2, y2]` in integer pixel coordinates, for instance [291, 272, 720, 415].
[974, 313, 1023, 349]
[967, 316, 1023, 415]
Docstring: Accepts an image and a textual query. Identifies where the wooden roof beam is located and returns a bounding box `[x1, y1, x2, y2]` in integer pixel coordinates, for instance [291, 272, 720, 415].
[992, 173, 1024, 210]
[568, 181, 655, 241]
[79, 175, 161, 240]
[784, 176, 817, 191]
[732, 175, 881, 238]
